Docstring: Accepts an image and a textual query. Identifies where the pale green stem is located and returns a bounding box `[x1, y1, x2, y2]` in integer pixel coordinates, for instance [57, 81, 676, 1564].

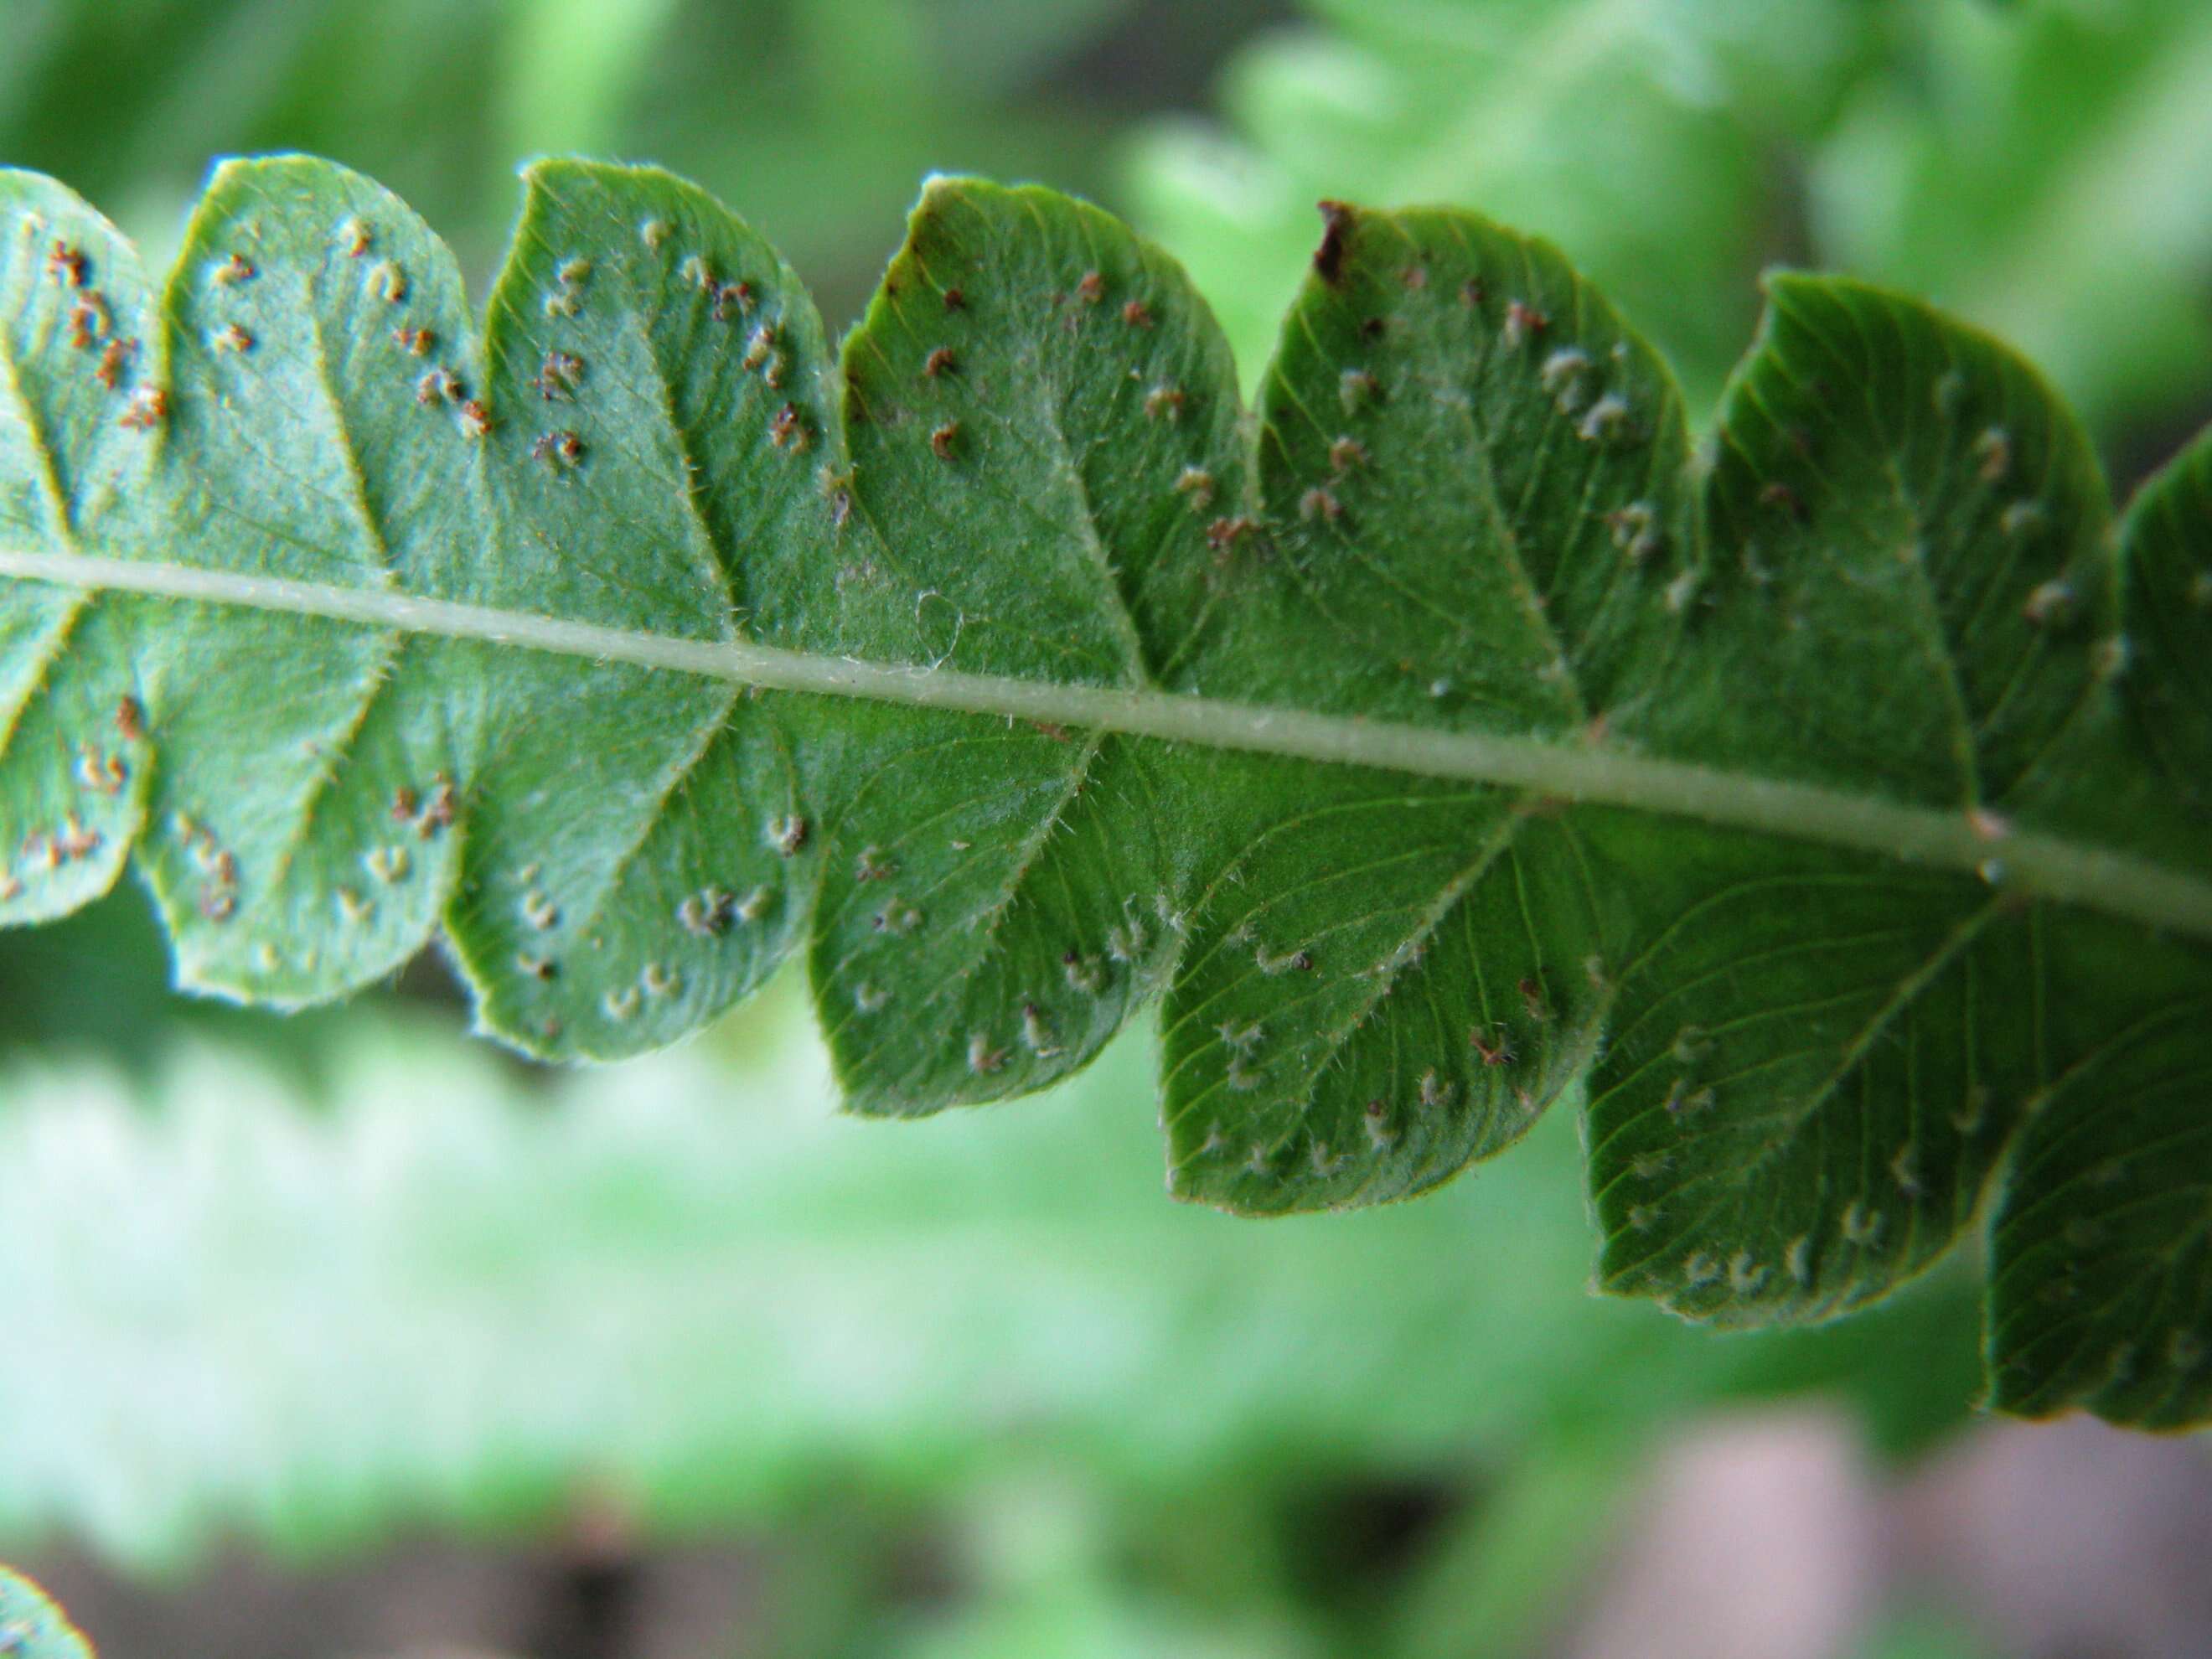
[6, 547, 2211, 944]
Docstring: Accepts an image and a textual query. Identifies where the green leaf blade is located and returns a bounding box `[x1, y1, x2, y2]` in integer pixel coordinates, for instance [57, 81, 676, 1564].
[1981, 431, 2212, 1427]
[1672, 272, 2117, 805]
[2122, 423, 2212, 817]
[1589, 276, 2137, 1326]
[1164, 202, 1692, 1212]
[809, 178, 1248, 1114]
[1585, 824, 2023, 1323]
[1984, 924, 2212, 1428]
[0, 171, 156, 928]
[126, 156, 489, 1005]
[443, 158, 841, 1059]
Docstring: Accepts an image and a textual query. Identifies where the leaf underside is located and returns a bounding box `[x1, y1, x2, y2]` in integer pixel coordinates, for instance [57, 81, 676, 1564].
[2, 156, 2208, 1428]
[0, 1565, 94, 1658]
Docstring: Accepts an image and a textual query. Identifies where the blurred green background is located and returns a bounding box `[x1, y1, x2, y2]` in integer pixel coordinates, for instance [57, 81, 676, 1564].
[4, 1, 2212, 1655]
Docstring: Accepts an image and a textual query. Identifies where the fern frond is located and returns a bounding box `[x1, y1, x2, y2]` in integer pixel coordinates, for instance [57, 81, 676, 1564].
[3, 156, 2208, 1426]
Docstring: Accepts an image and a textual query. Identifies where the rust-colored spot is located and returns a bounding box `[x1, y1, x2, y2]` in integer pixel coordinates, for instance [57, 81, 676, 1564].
[943, 286, 965, 311]
[1205, 515, 1254, 551]
[67, 294, 108, 349]
[94, 337, 135, 390]
[532, 429, 584, 469]
[1313, 200, 1356, 286]
[115, 695, 144, 742]
[533, 349, 583, 400]
[418, 775, 456, 836]
[117, 386, 167, 429]
[1076, 270, 1105, 304]
[1502, 299, 1549, 348]
[46, 240, 89, 287]
[931, 420, 959, 461]
[2022, 579, 2075, 628]
[1121, 298, 1153, 328]
[923, 345, 956, 378]
[1174, 467, 1215, 510]
[1976, 428, 2012, 484]
[75, 744, 126, 796]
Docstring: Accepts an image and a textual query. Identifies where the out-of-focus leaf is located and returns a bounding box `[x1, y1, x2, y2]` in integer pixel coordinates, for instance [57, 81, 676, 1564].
[1379, 1430, 1633, 1659]
[1123, 0, 1887, 397]
[0, 984, 1979, 1571]
[0, 886, 363, 1079]
[1811, 0, 2212, 439]
[919, 0, 1142, 96]
[499, 0, 687, 161]
[0, 0, 1136, 313]
[1851, 1609, 1998, 1659]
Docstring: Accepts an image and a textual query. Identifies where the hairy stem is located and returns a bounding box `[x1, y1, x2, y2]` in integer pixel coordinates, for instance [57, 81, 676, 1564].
[6, 546, 2209, 943]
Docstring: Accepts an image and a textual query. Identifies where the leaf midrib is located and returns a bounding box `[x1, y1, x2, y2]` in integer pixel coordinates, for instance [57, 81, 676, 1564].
[5, 544, 2209, 946]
